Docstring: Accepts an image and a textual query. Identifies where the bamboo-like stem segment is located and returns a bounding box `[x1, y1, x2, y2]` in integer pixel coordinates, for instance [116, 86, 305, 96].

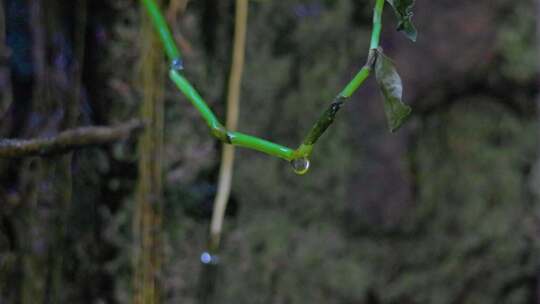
[296, 0, 384, 155]
[141, 0, 181, 62]
[370, 0, 385, 50]
[142, 0, 385, 165]
[168, 70, 295, 160]
[209, 0, 249, 252]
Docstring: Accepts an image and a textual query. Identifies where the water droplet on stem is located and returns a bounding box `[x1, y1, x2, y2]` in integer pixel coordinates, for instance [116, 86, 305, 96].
[291, 157, 310, 175]
[171, 58, 184, 71]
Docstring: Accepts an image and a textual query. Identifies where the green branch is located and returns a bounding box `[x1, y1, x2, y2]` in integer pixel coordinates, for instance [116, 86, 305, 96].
[295, 0, 384, 158]
[140, 0, 181, 62]
[142, 0, 387, 173]
[370, 0, 385, 49]
[168, 70, 295, 160]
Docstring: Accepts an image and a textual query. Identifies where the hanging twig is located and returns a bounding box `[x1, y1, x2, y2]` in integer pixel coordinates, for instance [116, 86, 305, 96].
[209, 0, 248, 253]
[0, 120, 143, 158]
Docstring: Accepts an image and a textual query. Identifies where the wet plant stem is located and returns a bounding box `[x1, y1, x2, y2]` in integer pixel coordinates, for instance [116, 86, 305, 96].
[142, 0, 385, 165]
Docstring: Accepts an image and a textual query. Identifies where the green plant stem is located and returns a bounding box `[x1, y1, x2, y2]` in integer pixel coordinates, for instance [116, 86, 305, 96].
[296, 0, 384, 156]
[228, 131, 294, 160]
[169, 69, 295, 160]
[340, 66, 371, 99]
[370, 0, 385, 50]
[169, 70, 223, 133]
[143, 0, 385, 163]
[140, 0, 181, 62]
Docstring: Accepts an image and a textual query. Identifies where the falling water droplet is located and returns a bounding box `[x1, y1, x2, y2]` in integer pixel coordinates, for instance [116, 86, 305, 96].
[200, 251, 219, 265]
[291, 157, 310, 175]
[171, 58, 184, 71]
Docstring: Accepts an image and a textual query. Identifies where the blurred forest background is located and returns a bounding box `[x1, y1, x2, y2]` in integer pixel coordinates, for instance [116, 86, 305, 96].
[0, 0, 539, 303]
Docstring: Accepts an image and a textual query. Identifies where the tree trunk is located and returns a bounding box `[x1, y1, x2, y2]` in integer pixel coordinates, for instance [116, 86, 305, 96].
[18, 1, 86, 302]
[133, 1, 165, 302]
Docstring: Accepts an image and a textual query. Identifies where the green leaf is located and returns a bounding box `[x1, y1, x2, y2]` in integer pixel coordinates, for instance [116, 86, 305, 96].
[386, 0, 417, 42]
[374, 48, 412, 132]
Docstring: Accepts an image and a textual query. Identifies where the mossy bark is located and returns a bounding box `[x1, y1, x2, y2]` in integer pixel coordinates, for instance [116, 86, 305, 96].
[133, 1, 165, 303]
[17, 1, 86, 303]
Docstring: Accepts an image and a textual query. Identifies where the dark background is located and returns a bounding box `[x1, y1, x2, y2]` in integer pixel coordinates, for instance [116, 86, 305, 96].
[0, 0, 539, 303]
